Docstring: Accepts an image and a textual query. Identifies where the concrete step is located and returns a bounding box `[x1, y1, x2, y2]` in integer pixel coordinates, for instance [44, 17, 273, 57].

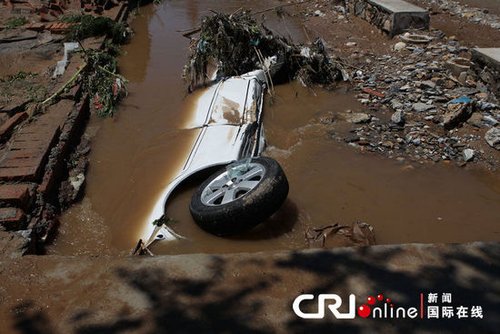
[349, 0, 429, 36]
[472, 48, 500, 71]
[371, 0, 427, 13]
[472, 48, 500, 97]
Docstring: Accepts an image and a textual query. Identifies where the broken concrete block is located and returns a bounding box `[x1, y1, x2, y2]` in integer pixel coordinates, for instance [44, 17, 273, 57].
[472, 48, 500, 72]
[472, 48, 500, 98]
[443, 101, 474, 130]
[485, 127, 500, 150]
[349, 0, 429, 36]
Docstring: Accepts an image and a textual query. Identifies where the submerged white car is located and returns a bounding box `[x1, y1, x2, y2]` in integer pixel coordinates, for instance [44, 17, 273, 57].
[139, 70, 289, 249]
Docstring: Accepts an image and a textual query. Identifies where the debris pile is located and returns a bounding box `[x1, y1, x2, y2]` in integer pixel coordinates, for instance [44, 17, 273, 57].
[331, 28, 499, 167]
[420, 0, 500, 30]
[62, 14, 129, 44]
[184, 11, 344, 90]
[306, 222, 376, 248]
[80, 49, 128, 117]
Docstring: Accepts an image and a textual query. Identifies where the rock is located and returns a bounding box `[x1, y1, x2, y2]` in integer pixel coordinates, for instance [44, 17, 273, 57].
[463, 148, 474, 162]
[477, 101, 497, 111]
[390, 99, 403, 110]
[475, 92, 489, 100]
[421, 80, 436, 89]
[449, 87, 478, 96]
[445, 57, 471, 76]
[483, 115, 498, 126]
[400, 34, 433, 44]
[443, 80, 456, 89]
[400, 84, 411, 91]
[314, 10, 325, 17]
[69, 173, 85, 194]
[344, 134, 360, 143]
[443, 103, 474, 130]
[484, 128, 500, 150]
[345, 113, 371, 124]
[413, 102, 435, 112]
[458, 71, 467, 84]
[391, 111, 405, 125]
[394, 42, 407, 51]
[346, 41, 357, 47]
[467, 112, 483, 128]
[382, 141, 394, 149]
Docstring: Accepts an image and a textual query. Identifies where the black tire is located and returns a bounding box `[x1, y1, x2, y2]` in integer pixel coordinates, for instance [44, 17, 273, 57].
[190, 157, 289, 236]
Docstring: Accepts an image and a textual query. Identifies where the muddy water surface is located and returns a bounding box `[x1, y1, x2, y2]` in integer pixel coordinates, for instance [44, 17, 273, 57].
[49, 1, 500, 255]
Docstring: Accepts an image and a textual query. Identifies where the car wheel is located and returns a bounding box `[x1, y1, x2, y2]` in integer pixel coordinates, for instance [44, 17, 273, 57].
[190, 157, 289, 236]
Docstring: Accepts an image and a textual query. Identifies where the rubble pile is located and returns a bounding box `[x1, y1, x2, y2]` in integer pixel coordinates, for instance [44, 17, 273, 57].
[421, 0, 500, 30]
[337, 29, 499, 167]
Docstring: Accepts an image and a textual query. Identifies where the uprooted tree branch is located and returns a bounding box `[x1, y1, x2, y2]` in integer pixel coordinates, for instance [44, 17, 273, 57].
[183, 11, 346, 91]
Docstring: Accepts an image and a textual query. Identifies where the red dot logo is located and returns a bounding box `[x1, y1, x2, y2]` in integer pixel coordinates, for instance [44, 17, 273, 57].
[358, 304, 371, 318]
[367, 296, 376, 305]
[377, 294, 384, 301]
[386, 298, 392, 304]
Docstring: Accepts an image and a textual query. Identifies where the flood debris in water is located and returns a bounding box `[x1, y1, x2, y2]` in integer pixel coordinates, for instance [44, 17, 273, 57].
[306, 222, 376, 248]
[39, 15, 131, 116]
[184, 11, 345, 90]
[43, 48, 128, 117]
[61, 14, 129, 45]
[131, 214, 186, 256]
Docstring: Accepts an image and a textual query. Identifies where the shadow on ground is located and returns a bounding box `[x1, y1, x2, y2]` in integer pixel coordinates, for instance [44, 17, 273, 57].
[8, 242, 500, 334]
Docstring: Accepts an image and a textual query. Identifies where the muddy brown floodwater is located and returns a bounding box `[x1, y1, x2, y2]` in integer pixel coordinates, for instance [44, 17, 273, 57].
[48, 1, 500, 256]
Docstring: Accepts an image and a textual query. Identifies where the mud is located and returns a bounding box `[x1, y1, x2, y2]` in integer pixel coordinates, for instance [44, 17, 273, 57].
[406, 0, 500, 46]
[456, 0, 500, 16]
[47, 1, 500, 256]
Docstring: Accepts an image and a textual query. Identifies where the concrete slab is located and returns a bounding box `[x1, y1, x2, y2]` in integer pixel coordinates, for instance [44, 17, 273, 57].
[368, 0, 427, 13]
[472, 48, 500, 98]
[472, 48, 500, 70]
[349, 0, 429, 36]
[0, 242, 498, 333]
